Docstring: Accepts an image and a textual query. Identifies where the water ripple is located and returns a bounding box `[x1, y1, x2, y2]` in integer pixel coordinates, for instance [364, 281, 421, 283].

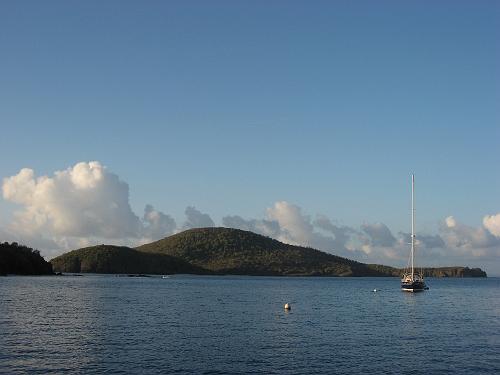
[0, 276, 499, 374]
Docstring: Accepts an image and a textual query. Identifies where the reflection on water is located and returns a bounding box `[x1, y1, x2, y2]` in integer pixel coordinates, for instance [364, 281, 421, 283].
[0, 276, 499, 374]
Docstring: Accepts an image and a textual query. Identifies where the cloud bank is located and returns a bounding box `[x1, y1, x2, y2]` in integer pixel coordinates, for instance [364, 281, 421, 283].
[1, 161, 499, 273]
[1, 162, 213, 256]
[3, 162, 141, 239]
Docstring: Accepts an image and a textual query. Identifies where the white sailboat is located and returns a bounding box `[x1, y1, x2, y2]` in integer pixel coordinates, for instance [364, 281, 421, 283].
[401, 174, 427, 292]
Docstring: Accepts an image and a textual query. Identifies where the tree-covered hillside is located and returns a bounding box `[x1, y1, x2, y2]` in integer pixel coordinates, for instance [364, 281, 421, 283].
[50, 245, 204, 274]
[367, 264, 487, 278]
[136, 227, 388, 276]
[48, 228, 487, 277]
[0, 242, 53, 275]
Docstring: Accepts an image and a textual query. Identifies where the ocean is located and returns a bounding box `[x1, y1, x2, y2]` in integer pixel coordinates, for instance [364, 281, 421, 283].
[1, 275, 499, 374]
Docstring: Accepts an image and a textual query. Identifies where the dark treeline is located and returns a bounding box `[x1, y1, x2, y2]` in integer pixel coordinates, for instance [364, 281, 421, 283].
[0, 242, 53, 275]
[50, 245, 205, 275]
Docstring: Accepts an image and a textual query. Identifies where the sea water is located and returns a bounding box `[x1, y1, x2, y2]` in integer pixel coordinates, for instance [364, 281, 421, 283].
[0, 275, 499, 374]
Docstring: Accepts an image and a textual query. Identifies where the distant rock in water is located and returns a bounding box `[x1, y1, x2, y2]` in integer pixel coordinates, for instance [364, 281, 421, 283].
[0, 242, 53, 275]
[50, 227, 487, 277]
[50, 245, 204, 275]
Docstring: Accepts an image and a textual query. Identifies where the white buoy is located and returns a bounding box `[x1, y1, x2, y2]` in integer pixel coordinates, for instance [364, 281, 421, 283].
[284, 303, 291, 310]
[373, 289, 377, 292]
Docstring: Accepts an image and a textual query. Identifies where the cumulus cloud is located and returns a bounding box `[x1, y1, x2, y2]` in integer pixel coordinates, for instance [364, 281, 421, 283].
[183, 206, 215, 229]
[399, 232, 445, 249]
[222, 215, 281, 238]
[3, 162, 141, 238]
[2, 163, 499, 272]
[266, 201, 314, 245]
[1, 162, 186, 256]
[1, 162, 226, 257]
[440, 216, 500, 256]
[2, 168, 37, 204]
[483, 214, 500, 237]
[313, 215, 360, 254]
[445, 216, 457, 228]
[142, 204, 176, 240]
[361, 222, 396, 247]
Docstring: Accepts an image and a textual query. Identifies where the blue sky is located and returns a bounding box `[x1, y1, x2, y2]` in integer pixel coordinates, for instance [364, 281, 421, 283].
[1, 1, 499, 273]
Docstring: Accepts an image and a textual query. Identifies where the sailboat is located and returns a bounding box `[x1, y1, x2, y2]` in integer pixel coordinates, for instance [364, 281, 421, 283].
[401, 174, 428, 292]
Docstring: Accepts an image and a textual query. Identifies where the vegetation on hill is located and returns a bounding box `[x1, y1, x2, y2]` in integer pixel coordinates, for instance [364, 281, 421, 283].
[418, 266, 486, 277]
[50, 245, 204, 274]
[367, 264, 487, 277]
[0, 242, 53, 275]
[136, 227, 389, 276]
[47, 227, 487, 277]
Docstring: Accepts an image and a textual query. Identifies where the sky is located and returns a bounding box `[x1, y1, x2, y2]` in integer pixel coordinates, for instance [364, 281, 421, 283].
[1, 1, 499, 274]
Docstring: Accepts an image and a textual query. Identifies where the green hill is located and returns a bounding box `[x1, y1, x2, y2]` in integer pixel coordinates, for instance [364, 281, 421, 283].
[136, 227, 388, 276]
[49, 227, 487, 277]
[50, 245, 204, 274]
[0, 242, 53, 275]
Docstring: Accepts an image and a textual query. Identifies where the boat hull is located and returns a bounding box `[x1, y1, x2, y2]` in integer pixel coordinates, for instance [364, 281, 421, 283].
[401, 280, 427, 292]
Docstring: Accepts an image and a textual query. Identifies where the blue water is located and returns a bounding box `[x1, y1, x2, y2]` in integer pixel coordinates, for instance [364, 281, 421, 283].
[0, 275, 499, 374]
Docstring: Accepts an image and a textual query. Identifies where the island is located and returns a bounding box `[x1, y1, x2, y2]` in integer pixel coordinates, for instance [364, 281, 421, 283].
[50, 227, 487, 277]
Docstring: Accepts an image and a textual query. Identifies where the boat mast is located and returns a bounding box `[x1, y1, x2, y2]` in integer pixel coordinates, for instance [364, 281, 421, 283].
[411, 173, 415, 279]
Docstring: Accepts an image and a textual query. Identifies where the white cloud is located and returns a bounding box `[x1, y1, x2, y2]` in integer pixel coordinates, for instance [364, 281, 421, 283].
[361, 222, 396, 247]
[483, 214, 500, 237]
[398, 232, 445, 249]
[3, 161, 142, 238]
[445, 216, 456, 228]
[183, 206, 215, 229]
[142, 204, 176, 240]
[313, 215, 361, 255]
[222, 215, 281, 238]
[1, 162, 221, 257]
[266, 201, 314, 245]
[2, 168, 37, 204]
[69, 161, 104, 189]
[440, 216, 499, 255]
[1, 162, 183, 257]
[2, 163, 499, 273]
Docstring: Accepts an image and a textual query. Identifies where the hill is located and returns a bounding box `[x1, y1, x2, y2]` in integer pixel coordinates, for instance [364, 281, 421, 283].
[136, 227, 390, 276]
[0, 242, 53, 275]
[50, 227, 487, 277]
[50, 245, 204, 274]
